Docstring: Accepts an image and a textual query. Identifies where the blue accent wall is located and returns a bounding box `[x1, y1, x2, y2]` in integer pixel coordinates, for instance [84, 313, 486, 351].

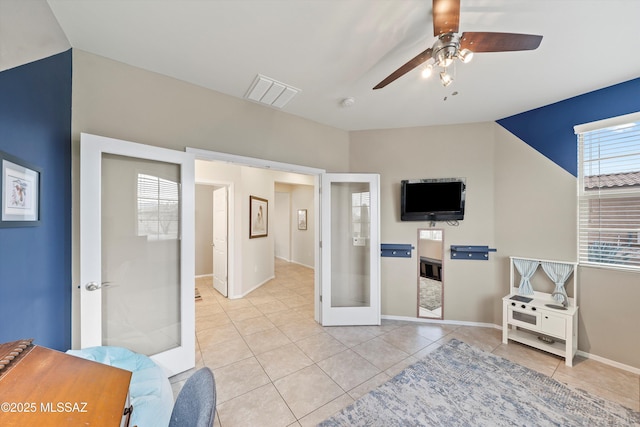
[497, 78, 640, 177]
[0, 50, 72, 351]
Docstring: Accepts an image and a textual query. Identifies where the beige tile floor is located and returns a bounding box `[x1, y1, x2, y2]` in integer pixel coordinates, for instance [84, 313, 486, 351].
[170, 259, 640, 426]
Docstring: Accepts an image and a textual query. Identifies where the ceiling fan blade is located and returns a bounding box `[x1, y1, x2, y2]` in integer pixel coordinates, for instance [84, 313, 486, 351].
[460, 32, 543, 52]
[433, 0, 460, 35]
[373, 48, 433, 90]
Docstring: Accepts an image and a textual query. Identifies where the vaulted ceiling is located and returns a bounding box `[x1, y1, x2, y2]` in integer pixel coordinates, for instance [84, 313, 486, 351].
[36, 0, 640, 131]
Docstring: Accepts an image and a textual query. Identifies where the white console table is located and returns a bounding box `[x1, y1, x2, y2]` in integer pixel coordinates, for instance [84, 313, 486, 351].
[502, 256, 578, 366]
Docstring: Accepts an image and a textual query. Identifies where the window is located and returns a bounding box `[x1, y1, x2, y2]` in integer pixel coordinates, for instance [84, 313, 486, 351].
[352, 190, 370, 246]
[137, 173, 179, 240]
[576, 112, 640, 270]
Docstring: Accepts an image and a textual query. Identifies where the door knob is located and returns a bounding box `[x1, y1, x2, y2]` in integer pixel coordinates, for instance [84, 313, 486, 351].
[85, 281, 112, 291]
[85, 282, 101, 291]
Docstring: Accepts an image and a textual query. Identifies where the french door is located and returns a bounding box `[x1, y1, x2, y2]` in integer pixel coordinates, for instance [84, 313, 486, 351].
[321, 173, 380, 325]
[80, 133, 195, 376]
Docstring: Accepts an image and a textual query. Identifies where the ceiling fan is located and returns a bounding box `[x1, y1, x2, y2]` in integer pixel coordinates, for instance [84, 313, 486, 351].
[373, 0, 542, 89]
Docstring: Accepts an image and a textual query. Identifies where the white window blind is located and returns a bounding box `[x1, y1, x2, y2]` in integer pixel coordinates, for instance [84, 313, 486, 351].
[576, 114, 640, 270]
[351, 191, 370, 241]
[137, 173, 179, 240]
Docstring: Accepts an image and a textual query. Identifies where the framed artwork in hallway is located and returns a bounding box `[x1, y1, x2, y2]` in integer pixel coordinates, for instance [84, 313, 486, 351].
[297, 209, 307, 230]
[250, 195, 268, 238]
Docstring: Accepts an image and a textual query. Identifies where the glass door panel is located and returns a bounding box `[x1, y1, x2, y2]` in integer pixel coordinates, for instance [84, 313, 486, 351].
[330, 182, 371, 308]
[321, 173, 379, 326]
[102, 154, 181, 355]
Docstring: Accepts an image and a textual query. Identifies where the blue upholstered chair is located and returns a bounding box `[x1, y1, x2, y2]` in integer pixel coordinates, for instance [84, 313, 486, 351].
[66, 346, 173, 426]
[169, 367, 217, 427]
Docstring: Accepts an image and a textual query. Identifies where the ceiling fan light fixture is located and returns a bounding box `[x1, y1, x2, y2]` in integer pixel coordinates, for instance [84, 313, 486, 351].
[458, 48, 473, 63]
[440, 71, 453, 87]
[435, 46, 456, 68]
[371, 1, 543, 91]
[440, 57, 454, 68]
[421, 63, 434, 78]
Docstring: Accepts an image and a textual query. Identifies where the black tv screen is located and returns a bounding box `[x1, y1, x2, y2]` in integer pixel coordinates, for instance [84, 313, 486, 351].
[401, 178, 466, 221]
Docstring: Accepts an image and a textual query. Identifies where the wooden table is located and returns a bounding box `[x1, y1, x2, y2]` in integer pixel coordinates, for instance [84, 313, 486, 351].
[0, 340, 132, 426]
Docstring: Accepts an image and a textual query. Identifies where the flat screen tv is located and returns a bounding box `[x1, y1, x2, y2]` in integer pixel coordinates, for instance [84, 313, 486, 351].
[401, 178, 466, 221]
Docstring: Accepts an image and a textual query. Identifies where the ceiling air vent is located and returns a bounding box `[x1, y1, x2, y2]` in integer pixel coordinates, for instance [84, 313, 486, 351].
[245, 74, 300, 109]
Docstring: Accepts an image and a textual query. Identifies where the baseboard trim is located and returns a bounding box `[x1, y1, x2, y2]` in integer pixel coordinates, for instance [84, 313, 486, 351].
[289, 260, 314, 270]
[575, 350, 640, 375]
[195, 273, 213, 279]
[381, 315, 639, 374]
[381, 315, 499, 330]
[231, 275, 275, 299]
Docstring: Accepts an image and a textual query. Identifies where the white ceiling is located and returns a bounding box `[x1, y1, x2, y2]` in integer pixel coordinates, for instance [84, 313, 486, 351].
[45, 0, 640, 131]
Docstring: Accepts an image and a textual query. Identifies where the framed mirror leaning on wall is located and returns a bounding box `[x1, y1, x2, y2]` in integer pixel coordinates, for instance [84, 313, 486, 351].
[418, 229, 444, 319]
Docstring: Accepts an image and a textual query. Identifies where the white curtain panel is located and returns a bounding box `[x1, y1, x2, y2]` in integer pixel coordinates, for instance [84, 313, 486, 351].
[541, 261, 574, 303]
[513, 258, 539, 295]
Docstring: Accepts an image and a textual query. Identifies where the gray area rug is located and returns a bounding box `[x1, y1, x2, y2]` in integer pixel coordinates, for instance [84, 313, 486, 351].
[419, 277, 442, 311]
[318, 339, 640, 427]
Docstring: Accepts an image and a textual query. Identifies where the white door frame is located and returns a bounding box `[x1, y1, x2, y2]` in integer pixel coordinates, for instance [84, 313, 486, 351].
[194, 182, 217, 280]
[195, 176, 234, 298]
[186, 148, 324, 321]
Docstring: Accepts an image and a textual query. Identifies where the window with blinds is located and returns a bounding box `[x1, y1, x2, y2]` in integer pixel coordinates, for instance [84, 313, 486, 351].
[352, 190, 370, 244]
[137, 173, 179, 240]
[576, 113, 640, 270]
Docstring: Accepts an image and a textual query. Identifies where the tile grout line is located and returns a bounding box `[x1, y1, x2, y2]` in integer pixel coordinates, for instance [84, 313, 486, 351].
[189, 262, 640, 424]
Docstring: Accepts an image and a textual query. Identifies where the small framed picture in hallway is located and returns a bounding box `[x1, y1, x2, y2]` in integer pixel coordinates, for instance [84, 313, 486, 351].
[297, 209, 307, 230]
[250, 195, 268, 238]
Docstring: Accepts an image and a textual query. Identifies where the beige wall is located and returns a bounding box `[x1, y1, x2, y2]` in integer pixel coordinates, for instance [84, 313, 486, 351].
[71, 50, 348, 346]
[492, 124, 577, 317]
[351, 122, 639, 369]
[290, 184, 315, 268]
[273, 182, 315, 268]
[578, 266, 640, 368]
[274, 187, 292, 261]
[195, 184, 214, 276]
[494, 125, 640, 369]
[194, 159, 315, 298]
[350, 123, 497, 322]
[71, 50, 350, 169]
[419, 237, 443, 261]
[70, 49, 639, 369]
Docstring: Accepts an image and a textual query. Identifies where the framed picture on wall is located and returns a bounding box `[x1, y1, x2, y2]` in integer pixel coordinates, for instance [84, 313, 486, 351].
[250, 195, 268, 238]
[1, 151, 41, 227]
[297, 209, 307, 230]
